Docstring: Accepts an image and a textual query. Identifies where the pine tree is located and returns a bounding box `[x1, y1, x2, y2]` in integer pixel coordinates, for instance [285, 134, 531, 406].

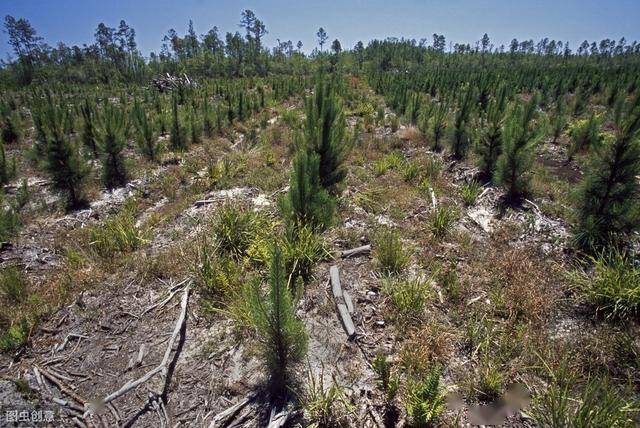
[169, 95, 187, 151]
[42, 102, 89, 208]
[450, 87, 474, 159]
[280, 143, 335, 232]
[247, 245, 307, 396]
[494, 96, 541, 201]
[189, 107, 202, 145]
[477, 86, 507, 178]
[202, 96, 214, 138]
[99, 103, 128, 189]
[132, 100, 158, 162]
[80, 99, 98, 156]
[429, 103, 447, 152]
[574, 98, 640, 252]
[304, 78, 349, 192]
[551, 99, 567, 144]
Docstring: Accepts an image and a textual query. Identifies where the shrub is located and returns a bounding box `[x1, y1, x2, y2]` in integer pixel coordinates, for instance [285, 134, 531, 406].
[404, 365, 446, 427]
[246, 246, 307, 396]
[211, 203, 259, 260]
[89, 200, 145, 257]
[373, 228, 410, 276]
[429, 205, 458, 237]
[568, 113, 601, 160]
[460, 179, 482, 206]
[572, 250, 640, 320]
[281, 225, 328, 284]
[0, 266, 26, 303]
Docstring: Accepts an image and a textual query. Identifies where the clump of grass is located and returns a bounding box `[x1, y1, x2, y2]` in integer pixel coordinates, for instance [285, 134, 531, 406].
[402, 160, 422, 182]
[389, 114, 400, 132]
[281, 225, 329, 284]
[460, 179, 482, 206]
[301, 368, 353, 427]
[194, 239, 242, 311]
[373, 152, 403, 176]
[438, 260, 461, 301]
[429, 205, 458, 237]
[383, 276, 432, 322]
[373, 228, 410, 276]
[211, 203, 260, 260]
[532, 359, 636, 427]
[89, 200, 145, 258]
[404, 365, 447, 427]
[423, 156, 442, 181]
[571, 250, 640, 320]
[0, 266, 26, 303]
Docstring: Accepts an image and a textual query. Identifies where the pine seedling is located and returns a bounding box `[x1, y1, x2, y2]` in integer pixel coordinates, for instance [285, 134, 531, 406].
[98, 103, 128, 189]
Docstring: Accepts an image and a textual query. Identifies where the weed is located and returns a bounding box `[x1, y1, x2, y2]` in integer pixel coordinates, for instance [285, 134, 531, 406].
[0, 266, 26, 303]
[373, 228, 410, 276]
[211, 203, 259, 260]
[372, 353, 400, 402]
[89, 200, 146, 258]
[383, 276, 432, 322]
[404, 365, 447, 427]
[429, 205, 458, 237]
[460, 179, 482, 206]
[301, 368, 353, 427]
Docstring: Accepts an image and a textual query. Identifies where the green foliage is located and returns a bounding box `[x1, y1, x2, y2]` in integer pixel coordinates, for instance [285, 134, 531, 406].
[372, 353, 400, 402]
[280, 146, 335, 232]
[460, 179, 482, 206]
[402, 160, 421, 182]
[568, 113, 601, 160]
[211, 203, 260, 260]
[382, 276, 432, 321]
[195, 239, 242, 310]
[572, 250, 640, 320]
[0, 196, 20, 242]
[80, 99, 98, 156]
[1, 110, 21, 145]
[98, 102, 128, 189]
[0, 141, 16, 185]
[246, 246, 307, 396]
[449, 87, 474, 159]
[477, 86, 507, 177]
[301, 369, 353, 427]
[373, 228, 410, 276]
[404, 365, 447, 427]
[0, 266, 26, 303]
[132, 99, 159, 161]
[494, 97, 541, 201]
[573, 99, 640, 251]
[305, 78, 349, 192]
[429, 205, 458, 237]
[532, 360, 636, 428]
[41, 100, 89, 208]
[551, 99, 568, 143]
[428, 103, 447, 152]
[281, 225, 328, 283]
[188, 107, 201, 145]
[89, 200, 145, 257]
[170, 95, 187, 151]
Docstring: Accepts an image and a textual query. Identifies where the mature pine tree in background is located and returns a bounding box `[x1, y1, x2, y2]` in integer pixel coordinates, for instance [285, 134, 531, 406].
[304, 78, 349, 193]
[247, 245, 307, 397]
[477, 85, 507, 179]
[574, 98, 640, 252]
[99, 103, 128, 189]
[42, 101, 89, 208]
[494, 96, 541, 201]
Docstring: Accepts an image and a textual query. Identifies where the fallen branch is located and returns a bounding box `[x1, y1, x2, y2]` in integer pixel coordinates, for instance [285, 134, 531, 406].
[329, 266, 356, 339]
[339, 244, 371, 259]
[38, 366, 88, 407]
[208, 394, 256, 428]
[140, 278, 190, 316]
[86, 286, 190, 416]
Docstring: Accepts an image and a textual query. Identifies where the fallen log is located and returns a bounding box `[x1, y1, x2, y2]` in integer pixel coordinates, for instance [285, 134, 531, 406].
[329, 265, 356, 339]
[338, 244, 371, 259]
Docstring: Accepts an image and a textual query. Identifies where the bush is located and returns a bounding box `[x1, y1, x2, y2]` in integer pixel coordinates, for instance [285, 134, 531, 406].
[89, 200, 145, 257]
[572, 250, 640, 320]
[211, 203, 259, 260]
[429, 205, 458, 237]
[404, 365, 446, 427]
[0, 266, 26, 303]
[373, 228, 410, 276]
[246, 246, 307, 396]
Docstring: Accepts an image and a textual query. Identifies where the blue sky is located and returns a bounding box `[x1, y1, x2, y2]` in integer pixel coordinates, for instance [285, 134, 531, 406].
[1, 0, 640, 58]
